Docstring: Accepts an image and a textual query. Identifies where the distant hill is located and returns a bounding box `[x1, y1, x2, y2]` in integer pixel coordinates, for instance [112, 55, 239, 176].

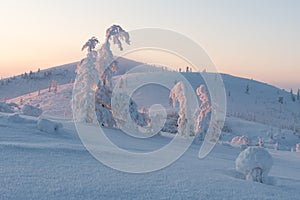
[0, 57, 144, 99]
[2, 58, 300, 133]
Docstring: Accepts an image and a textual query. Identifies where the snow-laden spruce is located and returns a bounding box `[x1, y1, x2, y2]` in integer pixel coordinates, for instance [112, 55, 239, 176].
[236, 147, 273, 183]
[94, 25, 131, 127]
[73, 37, 99, 124]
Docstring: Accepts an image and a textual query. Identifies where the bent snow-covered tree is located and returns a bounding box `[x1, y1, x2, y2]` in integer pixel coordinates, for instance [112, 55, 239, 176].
[170, 82, 194, 136]
[97, 24, 130, 87]
[95, 25, 130, 127]
[73, 37, 99, 123]
[82, 36, 99, 52]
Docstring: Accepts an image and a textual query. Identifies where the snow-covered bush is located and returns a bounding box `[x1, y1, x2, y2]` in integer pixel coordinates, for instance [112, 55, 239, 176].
[37, 118, 63, 133]
[231, 136, 250, 147]
[22, 104, 42, 117]
[0, 102, 14, 113]
[236, 147, 273, 183]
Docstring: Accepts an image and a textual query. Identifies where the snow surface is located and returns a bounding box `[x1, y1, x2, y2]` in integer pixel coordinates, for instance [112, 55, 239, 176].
[0, 112, 300, 199]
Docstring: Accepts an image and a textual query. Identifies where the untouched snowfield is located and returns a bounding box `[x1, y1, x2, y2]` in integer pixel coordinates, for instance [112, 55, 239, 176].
[0, 113, 300, 199]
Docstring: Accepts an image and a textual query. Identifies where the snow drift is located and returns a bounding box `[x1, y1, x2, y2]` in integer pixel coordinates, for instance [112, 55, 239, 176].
[37, 118, 63, 133]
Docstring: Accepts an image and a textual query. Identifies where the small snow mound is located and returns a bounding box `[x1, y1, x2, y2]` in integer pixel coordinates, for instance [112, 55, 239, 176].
[37, 118, 63, 133]
[236, 147, 273, 183]
[0, 102, 14, 113]
[22, 104, 42, 117]
[231, 136, 250, 146]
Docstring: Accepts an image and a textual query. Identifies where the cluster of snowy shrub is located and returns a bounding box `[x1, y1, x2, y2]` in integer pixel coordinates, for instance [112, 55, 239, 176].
[1, 101, 43, 117]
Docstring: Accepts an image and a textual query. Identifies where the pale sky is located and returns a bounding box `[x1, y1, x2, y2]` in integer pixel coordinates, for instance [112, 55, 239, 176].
[0, 0, 299, 91]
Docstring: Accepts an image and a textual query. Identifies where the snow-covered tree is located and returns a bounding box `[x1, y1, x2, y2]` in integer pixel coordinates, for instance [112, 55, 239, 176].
[290, 89, 296, 102]
[296, 143, 300, 152]
[245, 84, 250, 94]
[194, 85, 211, 135]
[297, 89, 300, 101]
[97, 25, 130, 87]
[274, 143, 279, 150]
[95, 81, 116, 127]
[94, 25, 131, 127]
[258, 137, 264, 147]
[111, 93, 148, 130]
[81, 36, 99, 52]
[169, 82, 193, 136]
[73, 37, 99, 124]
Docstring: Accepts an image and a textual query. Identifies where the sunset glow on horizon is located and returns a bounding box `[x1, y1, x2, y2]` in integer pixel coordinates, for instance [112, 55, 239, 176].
[1, 0, 299, 91]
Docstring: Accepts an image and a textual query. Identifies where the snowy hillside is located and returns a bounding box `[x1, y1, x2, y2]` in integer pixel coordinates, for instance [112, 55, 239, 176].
[3, 67, 299, 151]
[5, 64, 299, 130]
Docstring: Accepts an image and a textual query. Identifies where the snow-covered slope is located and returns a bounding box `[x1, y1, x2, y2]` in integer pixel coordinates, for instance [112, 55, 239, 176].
[5, 66, 300, 134]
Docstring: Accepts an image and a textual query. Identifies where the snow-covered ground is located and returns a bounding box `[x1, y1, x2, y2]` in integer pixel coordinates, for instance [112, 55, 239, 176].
[1, 61, 300, 199]
[0, 112, 300, 199]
